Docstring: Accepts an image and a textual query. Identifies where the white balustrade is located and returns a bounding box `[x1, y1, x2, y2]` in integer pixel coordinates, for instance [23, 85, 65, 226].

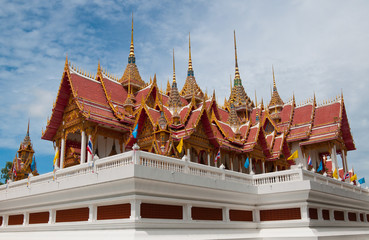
[1, 150, 368, 197]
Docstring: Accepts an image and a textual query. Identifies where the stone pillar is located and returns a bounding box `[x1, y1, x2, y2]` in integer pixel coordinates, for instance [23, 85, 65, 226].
[88, 205, 95, 222]
[87, 135, 92, 162]
[54, 146, 59, 168]
[239, 158, 242, 173]
[343, 150, 348, 173]
[262, 161, 265, 174]
[329, 209, 334, 221]
[130, 199, 141, 220]
[48, 210, 55, 224]
[300, 205, 308, 220]
[207, 152, 210, 166]
[223, 207, 230, 222]
[317, 207, 322, 220]
[187, 148, 191, 162]
[184, 204, 192, 221]
[249, 157, 254, 175]
[230, 155, 234, 171]
[23, 212, 28, 226]
[331, 145, 338, 173]
[80, 130, 86, 164]
[60, 136, 65, 169]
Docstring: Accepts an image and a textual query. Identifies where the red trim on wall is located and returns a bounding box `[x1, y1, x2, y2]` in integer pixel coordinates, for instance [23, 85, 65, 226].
[8, 214, 24, 225]
[260, 208, 301, 221]
[348, 212, 357, 222]
[322, 209, 330, 220]
[97, 203, 131, 220]
[56, 207, 89, 223]
[29, 212, 49, 224]
[334, 211, 344, 221]
[141, 203, 183, 219]
[191, 207, 222, 221]
[308, 208, 318, 220]
[229, 209, 253, 222]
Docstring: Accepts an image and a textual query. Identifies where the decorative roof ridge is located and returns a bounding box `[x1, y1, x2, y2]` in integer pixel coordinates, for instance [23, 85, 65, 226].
[316, 94, 342, 107]
[69, 64, 100, 84]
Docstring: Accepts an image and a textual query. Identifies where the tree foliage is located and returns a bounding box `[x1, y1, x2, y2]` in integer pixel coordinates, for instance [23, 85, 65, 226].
[1, 161, 12, 184]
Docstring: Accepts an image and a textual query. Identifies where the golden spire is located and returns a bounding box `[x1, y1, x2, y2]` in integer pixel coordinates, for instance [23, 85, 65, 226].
[128, 12, 135, 64]
[272, 65, 276, 89]
[188, 32, 193, 72]
[27, 118, 30, 137]
[234, 30, 241, 84]
[172, 49, 176, 83]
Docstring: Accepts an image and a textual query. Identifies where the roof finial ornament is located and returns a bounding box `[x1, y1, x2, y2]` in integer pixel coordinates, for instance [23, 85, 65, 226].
[234, 30, 241, 85]
[27, 118, 30, 137]
[272, 65, 276, 90]
[172, 49, 176, 83]
[128, 12, 135, 64]
[188, 32, 193, 75]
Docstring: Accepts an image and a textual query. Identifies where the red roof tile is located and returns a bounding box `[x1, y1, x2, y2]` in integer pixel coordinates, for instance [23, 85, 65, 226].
[313, 102, 340, 126]
[292, 104, 313, 125]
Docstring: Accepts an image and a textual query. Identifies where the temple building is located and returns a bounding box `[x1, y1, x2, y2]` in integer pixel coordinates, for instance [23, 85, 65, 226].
[10, 121, 38, 181]
[41, 18, 355, 180]
[1, 17, 367, 240]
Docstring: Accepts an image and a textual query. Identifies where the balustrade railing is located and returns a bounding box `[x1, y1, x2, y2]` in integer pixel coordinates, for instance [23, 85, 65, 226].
[1, 149, 368, 197]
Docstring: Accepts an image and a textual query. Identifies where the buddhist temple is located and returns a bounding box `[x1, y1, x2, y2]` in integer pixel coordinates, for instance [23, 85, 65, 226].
[41, 18, 355, 180]
[1, 16, 367, 240]
[9, 120, 38, 181]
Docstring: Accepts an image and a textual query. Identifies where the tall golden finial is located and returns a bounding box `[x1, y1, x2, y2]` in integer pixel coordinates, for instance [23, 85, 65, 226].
[188, 32, 193, 72]
[130, 12, 134, 57]
[272, 65, 276, 90]
[27, 118, 30, 137]
[234, 30, 241, 83]
[254, 90, 258, 106]
[128, 12, 135, 64]
[172, 49, 176, 83]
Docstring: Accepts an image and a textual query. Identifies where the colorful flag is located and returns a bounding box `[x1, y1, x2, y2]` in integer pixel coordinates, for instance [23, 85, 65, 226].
[317, 160, 323, 172]
[176, 138, 183, 153]
[53, 150, 59, 166]
[87, 139, 93, 155]
[358, 177, 365, 184]
[332, 168, 338, 179]
[132, 124, 138, 138]
[307, 155, 312, 166]
[350, 174, 357, 182]
[244, 157, 250, 169]
[287, 150, 298, 161]
[344, 172, 350, 180]
[30, 156, 36, 172]
[215, 150, 220, 163]
[12, 164, 17, 178]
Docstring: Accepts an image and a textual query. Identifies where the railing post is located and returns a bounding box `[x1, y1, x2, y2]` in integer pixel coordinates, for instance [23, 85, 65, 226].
[220, 164, 226, 180]
[133, 143, 140, 165]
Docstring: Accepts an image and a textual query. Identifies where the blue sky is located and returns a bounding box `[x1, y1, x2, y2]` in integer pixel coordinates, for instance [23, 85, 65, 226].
[1, 0, 369, 180]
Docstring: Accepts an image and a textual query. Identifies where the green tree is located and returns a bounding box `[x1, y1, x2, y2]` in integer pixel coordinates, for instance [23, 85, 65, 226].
[1, 161, 12, 184]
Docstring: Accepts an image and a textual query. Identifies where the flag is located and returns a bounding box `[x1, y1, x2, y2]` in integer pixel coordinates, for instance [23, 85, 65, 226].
[287, 150, 298, 161]
[53, 150, 59, 166]
[244, 157, 250, 169]
[13, 164, 17, 178]
[87, 139, 93, 155]
[176, 138, 184, 153]
[358, 177, 365, 184]
[215, 150, 220, 163]
[307, 155, 312, 166]
[132, 124, 138, 138]
[350, 174, 357, 182]
[332, 168, 338, 179]
[344, 172, 350, 180]
[30, 157, 36, 172]
[317, 160, 323, 172]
